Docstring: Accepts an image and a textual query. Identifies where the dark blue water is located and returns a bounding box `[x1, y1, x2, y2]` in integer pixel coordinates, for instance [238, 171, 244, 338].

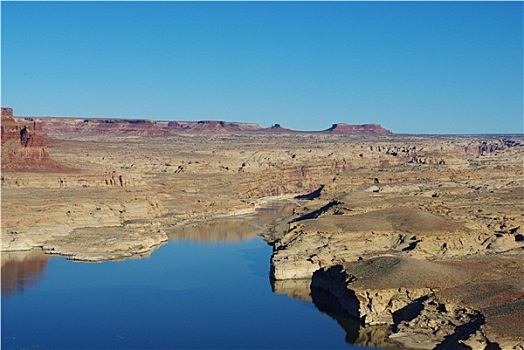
[2, 207, 380, 349]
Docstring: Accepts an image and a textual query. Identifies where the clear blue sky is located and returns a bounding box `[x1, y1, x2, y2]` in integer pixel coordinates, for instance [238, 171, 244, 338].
[1, 1, 522, 134]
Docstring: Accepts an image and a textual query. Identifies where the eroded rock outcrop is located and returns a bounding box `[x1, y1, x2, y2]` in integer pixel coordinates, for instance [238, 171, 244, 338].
[311, 256, 524, 349]
[1, 184, 168, 261]
[42, 222, 168, 262]
[1, 108, 62, 171]
[261, 123, 297, 133]
[269, 202, 523, 280]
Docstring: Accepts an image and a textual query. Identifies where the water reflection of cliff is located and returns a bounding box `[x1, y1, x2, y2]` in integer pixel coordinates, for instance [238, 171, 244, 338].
[1, 250, 49, 297]
[168, 219, 260, 242]
[272, 278, 313, 302]
[272, 278, 393, 349]
[168, 203, 296, 242]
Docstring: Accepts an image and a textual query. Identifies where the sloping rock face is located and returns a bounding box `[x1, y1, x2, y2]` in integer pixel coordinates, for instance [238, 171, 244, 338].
[1, 108, 62, 171]
[325, 123, 393, 135]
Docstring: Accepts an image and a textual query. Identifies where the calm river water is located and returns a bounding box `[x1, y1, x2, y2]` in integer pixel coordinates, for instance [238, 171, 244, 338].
[2, 205, 380, 349]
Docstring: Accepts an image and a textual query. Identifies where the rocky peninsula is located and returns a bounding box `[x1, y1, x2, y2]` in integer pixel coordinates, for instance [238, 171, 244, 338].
[2, 107, 523, 349]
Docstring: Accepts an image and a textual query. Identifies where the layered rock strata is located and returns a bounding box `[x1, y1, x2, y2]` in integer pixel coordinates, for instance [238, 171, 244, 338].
[1, 108, 62, 171]
[1, 186, 168, 260]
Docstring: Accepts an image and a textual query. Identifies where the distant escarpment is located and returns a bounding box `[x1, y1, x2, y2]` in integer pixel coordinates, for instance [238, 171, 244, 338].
[262, 124, 297, 133]
[177, 120, 263, 133]
[29, 114, 393, 136]
[41, 117, 172, 136]
[1, 108, 62, 171]
[325, 123, 392, 135]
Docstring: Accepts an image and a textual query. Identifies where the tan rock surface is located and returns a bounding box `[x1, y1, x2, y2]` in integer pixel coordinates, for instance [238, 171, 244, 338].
[264, 136, 523, 348]
[311, 255, 523, 349]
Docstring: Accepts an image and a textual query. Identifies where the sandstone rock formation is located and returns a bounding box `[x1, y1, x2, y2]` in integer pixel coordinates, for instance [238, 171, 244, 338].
[1, 108, 62, 171]
[311, 255, 523, 349]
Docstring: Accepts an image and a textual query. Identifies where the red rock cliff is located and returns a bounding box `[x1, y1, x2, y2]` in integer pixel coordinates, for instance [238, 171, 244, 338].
[1, 108, 61, 171]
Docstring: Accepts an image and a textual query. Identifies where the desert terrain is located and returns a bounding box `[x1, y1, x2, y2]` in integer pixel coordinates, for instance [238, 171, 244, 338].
[1, 107, 523, 349]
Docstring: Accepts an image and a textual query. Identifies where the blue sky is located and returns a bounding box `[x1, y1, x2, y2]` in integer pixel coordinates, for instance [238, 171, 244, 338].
[1, 1, 522, 134]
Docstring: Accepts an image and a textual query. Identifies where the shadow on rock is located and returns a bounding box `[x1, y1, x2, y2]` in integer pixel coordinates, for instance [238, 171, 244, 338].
[290, 199, 340, 223]
[434, 313, 485, 350]
[311, 285, 397, 349]
[392, 295, 429, 331]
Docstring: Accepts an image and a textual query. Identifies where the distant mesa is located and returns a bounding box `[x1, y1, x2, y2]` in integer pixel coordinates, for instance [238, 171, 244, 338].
[191, 120, 229, 133]
[42, 117, 171, 136]
[263, 123, 296, 133]
[189, 120, 260, 133]
[2, 107, 393, 137]
[325, 123, 393, 135]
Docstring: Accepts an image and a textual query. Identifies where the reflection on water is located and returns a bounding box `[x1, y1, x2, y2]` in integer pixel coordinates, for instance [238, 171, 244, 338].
[168, 218, 261, 242]
[1, 250, 49, 297]
[168, 202, 296, 242]
[272, 278, 312, 302]
[274, 277, 393, 349]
